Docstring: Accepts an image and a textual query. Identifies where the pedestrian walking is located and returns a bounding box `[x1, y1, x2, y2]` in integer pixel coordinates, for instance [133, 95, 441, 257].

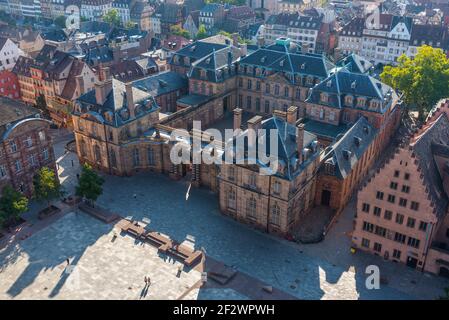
[144, 276, 147, 286]
[66, 258, 70, 266]
[147, 276, 151, 286]
[71, 159, 74, 167]
[133, 193, 137, 199]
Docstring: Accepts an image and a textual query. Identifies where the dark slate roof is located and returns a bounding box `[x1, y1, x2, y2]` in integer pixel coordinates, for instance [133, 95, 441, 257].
[12, 56, 34, 77]
[76, 79, 159, 127]
[323, 117, 377, 179]
[172, 41, 228, 61]
[189, 45, 242, 83]
[266, 12, 323, 30]
[41, 29, 68, 42]
[132, 71, 187, 97]
[200, 3, 222, 13]
[110, 60, 145, 82]
[177, 94, 211, 107]
[303, 119, 349, 141]
[410, 24, 447, 48]
[412, 114, 449, 217]
[225, 115, 319, 180]
[239, 39, 334, 79]
[79, 21, 113, 34]
[306, 69, 397, 113]
[34, 44, 59, 64]
[391, 15, 413, 33]
[337, 54, 373, 74]
[84, 45, 114, 65]
[340, 17, 364, 37]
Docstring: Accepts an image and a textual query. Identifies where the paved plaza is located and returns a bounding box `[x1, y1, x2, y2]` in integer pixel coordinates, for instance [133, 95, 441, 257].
[0, 132, 448, 300]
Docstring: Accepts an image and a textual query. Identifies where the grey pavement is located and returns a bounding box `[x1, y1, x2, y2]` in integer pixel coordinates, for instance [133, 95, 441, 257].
[95, 172, 449, 300]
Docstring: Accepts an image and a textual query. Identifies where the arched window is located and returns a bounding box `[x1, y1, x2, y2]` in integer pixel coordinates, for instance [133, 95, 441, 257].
[110, 149, 117, 168]
[80, 140, 87, 157]
[264, 100, 270, 114]
[133, 148, 140, 167]
[270, 203, 281, 226]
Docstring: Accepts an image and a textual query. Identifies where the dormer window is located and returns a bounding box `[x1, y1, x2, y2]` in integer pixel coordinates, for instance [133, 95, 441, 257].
[320, 93, 328, 103]
[345, 95, 353, 106]
[356, 97, 366, 107]
[370, 100, 380, 110]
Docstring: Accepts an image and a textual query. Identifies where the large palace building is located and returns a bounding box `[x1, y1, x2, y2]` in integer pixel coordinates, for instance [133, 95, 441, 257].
[72, 36, 402, 237]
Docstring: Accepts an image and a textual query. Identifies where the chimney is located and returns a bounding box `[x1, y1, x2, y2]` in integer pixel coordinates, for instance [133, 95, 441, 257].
[231, 33, 239, 47]
[101, 66, 111, 81]
[125, 82, 136, 118]
[233, 108, 242, 131]
[287, 106, 297, 125]
[94, 79, 112, 105]
[273, 110, 287, 121]
[247, 115, 263, 148]
[296, 123, 305, 160]
[257, 35, 265, 48]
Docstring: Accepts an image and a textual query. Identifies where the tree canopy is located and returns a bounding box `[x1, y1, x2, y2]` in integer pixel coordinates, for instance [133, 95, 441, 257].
[76, 164, 105, 204]
[0, 186, 28, 228]
[102, 8, 121, 27]
[380, 45, 449, 121]
[35, 94, 50, 119]
[196, 24, 208, 40]
[170, 25, 190, 39]
[33, 167, 63, 206]
[54, 15, 67, 29]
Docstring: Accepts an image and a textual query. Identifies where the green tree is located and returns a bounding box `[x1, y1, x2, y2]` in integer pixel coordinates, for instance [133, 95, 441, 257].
[0, 186, 28, 228]
[170, 25, 190, 39]
[124, 21, 136, 29]
[380, 45, 449, 121]
[54, 15, 67, 29]
[76, 164, 105, 206]
[33, 167, 63, 206]
[196, 24, 208, 40]
[218, 30, 250, 44]
[102, 8, 121, 27]
[35, 94, 50, 119]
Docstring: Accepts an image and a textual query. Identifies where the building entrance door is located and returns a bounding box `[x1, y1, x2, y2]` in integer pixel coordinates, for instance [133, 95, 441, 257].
[406, 256, 418, 269]
[321, 190, 331, 206]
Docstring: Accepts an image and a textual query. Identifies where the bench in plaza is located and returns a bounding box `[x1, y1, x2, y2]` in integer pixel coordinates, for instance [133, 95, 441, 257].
[167, 242, 203, 267]
[79, 203, 120, 223]
[121, 221, 146, 238]
[145, 231, 172, 248]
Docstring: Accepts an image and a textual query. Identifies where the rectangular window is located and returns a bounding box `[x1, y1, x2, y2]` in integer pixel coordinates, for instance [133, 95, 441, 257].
[393, 249, 401, 259]
[375, 226, 387, 237]
[394, 232, 406, 244]
[387, 194, 395, 203]
[394, 170, 400, 178]
[376, 191, 384, 200]
[15, 159, 21, 172]
[362, 221, 374, 233]
[407, 237, 420, 249]
[406, 217, 416, 228]
[10, 141, 17, 153]
[399, 198, 407, 207]
[396, 213, 404, 225]
[373, 242, 382, 253]
[43, 148, 49, 160]
[410, 201, 419, 211]
[361, 238, 370, 248]
[0, 165, 6, 177]
[362, 203, 370, 213]
[404, 173, 410, 180]
[390, 181, 398, 190]
[373, 206, 381, 217]
[384, 210, 392, 220]
[401, 185, 410, 193]
[418, 221, 427, 232]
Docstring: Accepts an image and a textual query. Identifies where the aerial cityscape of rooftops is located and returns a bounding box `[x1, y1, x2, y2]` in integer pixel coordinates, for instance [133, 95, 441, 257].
[0, 0, 449, 304]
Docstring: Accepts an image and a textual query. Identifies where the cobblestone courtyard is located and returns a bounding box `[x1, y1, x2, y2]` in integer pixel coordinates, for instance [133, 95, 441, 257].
[0, 132, 448, 300]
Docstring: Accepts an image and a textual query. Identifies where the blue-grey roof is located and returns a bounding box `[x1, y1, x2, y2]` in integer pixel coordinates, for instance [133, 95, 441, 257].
[177, 94, 211, 107]
[239, 39, 334, 79]
[225, 114, 319, 180]
[306, 69, 397, 113]
[132, 71, 188, 96]
[200, 3, 222, 13]
[323, 116, 377, 179]
[337, 54, 373, 74]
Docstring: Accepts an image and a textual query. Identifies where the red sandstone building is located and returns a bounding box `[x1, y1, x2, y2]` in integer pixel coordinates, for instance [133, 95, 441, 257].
[0, 70, 20, 100]
[0, 97, 56, 197]
[353, 100, 449, 277]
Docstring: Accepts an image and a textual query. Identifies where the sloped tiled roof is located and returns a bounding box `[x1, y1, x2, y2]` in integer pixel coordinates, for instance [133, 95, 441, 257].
[337, 54, 373, 74]
[12, 56, 34, 77]
[132, 71, 187, 97]
[323, 116, 377, 179]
